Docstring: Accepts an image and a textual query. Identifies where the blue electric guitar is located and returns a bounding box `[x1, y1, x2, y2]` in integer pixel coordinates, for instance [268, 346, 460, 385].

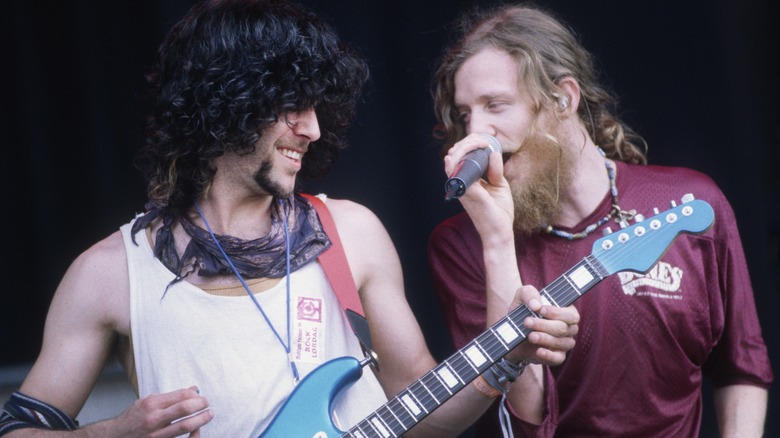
[260, 195, 715, 438]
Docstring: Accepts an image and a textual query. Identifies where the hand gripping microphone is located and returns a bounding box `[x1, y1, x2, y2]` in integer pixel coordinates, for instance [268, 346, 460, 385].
[444, 134, 502, 201]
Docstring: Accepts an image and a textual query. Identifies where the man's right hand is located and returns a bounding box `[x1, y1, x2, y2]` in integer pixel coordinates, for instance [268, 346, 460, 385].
[102, 387, 212, 438]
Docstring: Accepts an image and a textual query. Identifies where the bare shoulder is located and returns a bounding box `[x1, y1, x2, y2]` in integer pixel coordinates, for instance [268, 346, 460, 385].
[318, 196, 401, 289]
[320, 197, 385, 233]
[68, 230, 129, 288]
[55, 230, 131, 333]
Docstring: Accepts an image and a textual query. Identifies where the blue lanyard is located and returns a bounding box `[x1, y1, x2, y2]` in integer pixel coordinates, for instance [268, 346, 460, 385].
[193, 198, 300, 384]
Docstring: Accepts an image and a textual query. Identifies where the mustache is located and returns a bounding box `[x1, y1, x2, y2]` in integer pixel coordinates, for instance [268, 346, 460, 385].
[275, 137, 311, 153]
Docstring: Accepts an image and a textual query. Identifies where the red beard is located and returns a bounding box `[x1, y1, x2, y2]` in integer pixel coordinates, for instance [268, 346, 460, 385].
[509, 130, 575, 235]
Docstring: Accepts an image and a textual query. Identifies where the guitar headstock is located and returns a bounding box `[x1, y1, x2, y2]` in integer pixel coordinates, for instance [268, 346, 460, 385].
[592, 194, 714, 275]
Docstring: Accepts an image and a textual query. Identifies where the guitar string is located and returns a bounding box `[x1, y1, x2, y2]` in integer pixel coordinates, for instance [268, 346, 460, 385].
[348, 206, 697, 435]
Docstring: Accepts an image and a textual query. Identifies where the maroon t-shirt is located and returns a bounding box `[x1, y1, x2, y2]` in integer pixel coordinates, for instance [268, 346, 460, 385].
[428, 162, 773, 437]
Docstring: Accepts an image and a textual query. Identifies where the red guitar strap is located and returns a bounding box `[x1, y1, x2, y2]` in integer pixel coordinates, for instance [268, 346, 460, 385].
[300, 193, 365, 318]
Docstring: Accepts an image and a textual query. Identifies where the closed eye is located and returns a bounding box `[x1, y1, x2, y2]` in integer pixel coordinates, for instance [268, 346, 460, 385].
[487, 101, 508, 112]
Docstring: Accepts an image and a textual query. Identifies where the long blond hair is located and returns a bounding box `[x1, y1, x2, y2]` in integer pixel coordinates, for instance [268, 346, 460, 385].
[432, 4, 647, 164]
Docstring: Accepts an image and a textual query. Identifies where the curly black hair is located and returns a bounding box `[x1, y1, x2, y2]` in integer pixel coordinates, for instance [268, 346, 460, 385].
[135, 0, 369, 215]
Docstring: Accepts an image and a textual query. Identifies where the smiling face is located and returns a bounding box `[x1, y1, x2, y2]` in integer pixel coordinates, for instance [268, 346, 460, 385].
[454, 47, 574, 233]
[222, 109, 320, 199]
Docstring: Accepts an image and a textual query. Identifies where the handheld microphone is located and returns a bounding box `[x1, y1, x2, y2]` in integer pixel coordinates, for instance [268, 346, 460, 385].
[444, 134, 502, 201]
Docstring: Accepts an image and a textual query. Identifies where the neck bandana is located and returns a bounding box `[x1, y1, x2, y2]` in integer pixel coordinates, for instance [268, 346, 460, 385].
[130, 194, 330, 280]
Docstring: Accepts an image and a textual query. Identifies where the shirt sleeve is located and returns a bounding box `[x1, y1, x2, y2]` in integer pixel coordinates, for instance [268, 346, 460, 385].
[701, 186, 773, 388]
[427, 215, 488, 349]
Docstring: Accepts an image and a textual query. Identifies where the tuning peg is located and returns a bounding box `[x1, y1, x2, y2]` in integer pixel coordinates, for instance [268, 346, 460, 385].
[603, 226, 613, 236]
[670, 200, 677, 207]
[634, 214, 645, 222]
[619, 220, 629, 229]
[681, 193, 695, 203]
[653, 207, 660, 215]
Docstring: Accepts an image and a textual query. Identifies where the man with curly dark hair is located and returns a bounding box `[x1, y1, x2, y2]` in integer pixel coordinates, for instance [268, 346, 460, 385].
[0, 1, 579, 436]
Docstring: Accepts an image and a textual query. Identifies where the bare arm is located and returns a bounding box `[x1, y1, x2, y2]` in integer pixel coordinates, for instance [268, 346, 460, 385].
[6, 232, 212, 437]
[329, 197, 575, 436]
[328, 198, 494, 436]
[18, 232, 131, 419]
[714, 384, 768, 438]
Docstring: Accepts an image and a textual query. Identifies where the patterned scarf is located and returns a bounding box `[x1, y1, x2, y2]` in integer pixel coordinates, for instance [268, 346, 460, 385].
[130, 194, 330, 280]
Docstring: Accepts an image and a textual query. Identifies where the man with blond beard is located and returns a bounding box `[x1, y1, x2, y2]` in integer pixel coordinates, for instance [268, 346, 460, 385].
[429, 3, 773, 437]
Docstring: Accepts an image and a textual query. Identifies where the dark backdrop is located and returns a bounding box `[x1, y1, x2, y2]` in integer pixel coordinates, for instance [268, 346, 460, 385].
[1, 0, 777, 436]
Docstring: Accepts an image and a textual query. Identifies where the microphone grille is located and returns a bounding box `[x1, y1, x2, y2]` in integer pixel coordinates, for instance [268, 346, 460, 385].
[479, 134, 502, 154]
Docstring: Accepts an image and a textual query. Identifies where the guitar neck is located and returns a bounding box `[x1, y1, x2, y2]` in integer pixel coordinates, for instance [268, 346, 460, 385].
[343, 254, 608, 437]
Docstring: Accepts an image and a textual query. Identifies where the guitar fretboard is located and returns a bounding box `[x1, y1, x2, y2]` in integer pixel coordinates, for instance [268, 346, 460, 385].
[343, 254, 608, 438]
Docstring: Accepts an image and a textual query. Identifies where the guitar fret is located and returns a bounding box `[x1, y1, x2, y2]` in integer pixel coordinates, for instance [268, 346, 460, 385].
[478, 338, 500, 365]
[391, 396, 416, 428]
[464, 343, 489, 368]
[541, 289, 559, 307]
[431, 369, 454, 395]
[388, 397, 413, 422]
[568, 262, 595, 292]
[505, 316, 525, 339]
[411, 382, 434, 411]
[363, 418, 381, 437]
[385, 404, 407, 432]
[488, 327, 510, 350]
[457, 350, 479, 373]
[369, 416, 391, 438]
[421, 372, 450, 402]
[436, 363, 460, 389]
[400, 392, 422, 416]
[419, 379, 440, 405]
[408, 388, 428, 414]
[561, 274, 579, 296]
[446, 359, 469, 384]
[354, 423, 369, 437]
[477, 333, 506, 362]
[377, 405, 404, 436]
[584, 255, 608, 279]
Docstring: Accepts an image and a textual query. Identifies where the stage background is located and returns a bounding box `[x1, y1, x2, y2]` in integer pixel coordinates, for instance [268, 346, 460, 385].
[1, 1, 777, 435]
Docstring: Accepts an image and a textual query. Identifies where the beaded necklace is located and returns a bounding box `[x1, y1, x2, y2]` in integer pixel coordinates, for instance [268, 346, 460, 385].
[542, 147, 634, 240]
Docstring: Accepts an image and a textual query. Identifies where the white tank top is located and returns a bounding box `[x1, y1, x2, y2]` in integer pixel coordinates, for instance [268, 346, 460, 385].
[120, 219, 387, 436]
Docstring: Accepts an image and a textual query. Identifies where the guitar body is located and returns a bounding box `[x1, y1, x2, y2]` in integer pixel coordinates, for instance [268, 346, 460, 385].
[259, 356, 362, 438]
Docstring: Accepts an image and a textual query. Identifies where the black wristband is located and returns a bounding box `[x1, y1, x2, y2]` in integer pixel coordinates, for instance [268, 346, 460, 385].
[482, 358, 529, 393]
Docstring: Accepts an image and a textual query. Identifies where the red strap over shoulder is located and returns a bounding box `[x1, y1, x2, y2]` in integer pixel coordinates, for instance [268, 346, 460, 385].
[300, 193, 365, 317]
